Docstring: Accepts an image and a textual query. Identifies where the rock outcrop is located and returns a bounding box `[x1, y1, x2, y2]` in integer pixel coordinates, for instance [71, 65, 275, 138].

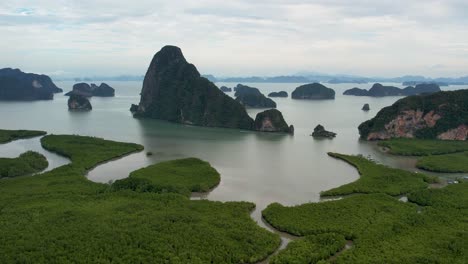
[254, 109, 293, 133]
[437, 125, 468, 140]
[359, 89, 468, 140]
[234, 84, 276, 108]
[343, 87, 369, 96]
[66, 83, 93, 97]
[66, 82, 115, 97]
[133, 46, 255, 129]
[402, 83, 441, 96]
[0, 68, 62, 100]
[68, 94, 92, 111]
[362, 104, 370, 111]
[268, 91, 288, 97]
[344, 83, 441, 97]
[291, 83, 335, 100]
[92, 83, 115, 97]
[220, 86, 232, 92]
[130, 104, 139, 112]
[311, 125, 336, 138]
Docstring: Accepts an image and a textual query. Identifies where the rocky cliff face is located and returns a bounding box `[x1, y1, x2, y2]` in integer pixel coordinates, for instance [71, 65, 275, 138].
[134, 46, 255, 130]
[365, 110, 441, 140]
[68, 94, 92, 111]
[254, 109, 293, 133]
[0, 68, 62, 100]
[359, 89, 468, 140]
[234, 84, 276, 108]
[437, 125, 468, 140]
[311, 125, 336, 138]
[291, 83, 335, 99]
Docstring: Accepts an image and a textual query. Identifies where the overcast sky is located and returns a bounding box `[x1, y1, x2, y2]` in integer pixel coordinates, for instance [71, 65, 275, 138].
[1, 0, 468, 78]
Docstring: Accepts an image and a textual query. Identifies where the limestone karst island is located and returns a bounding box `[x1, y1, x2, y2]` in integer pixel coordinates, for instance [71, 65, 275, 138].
[0, 2, 467, 264]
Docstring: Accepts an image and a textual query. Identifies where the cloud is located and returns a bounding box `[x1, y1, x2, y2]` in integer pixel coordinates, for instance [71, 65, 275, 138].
[0, 0, 467, 77]
[14, 7, 35, 15]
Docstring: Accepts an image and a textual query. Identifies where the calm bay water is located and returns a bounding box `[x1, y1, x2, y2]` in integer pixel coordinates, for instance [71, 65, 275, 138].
[1, 81, 465, 212]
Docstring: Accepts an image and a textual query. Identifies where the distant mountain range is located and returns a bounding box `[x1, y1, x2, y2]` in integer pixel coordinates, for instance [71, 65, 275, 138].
[203, 74, 468, 85]
[55, 75, 145, 82]
[56, 73, 468, 85]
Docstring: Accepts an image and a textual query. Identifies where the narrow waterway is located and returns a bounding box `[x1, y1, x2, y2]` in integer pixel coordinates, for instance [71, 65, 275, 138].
[84, 150, 299, 261]
[0, 134, 462, 263]
[0, 137, 70, 173]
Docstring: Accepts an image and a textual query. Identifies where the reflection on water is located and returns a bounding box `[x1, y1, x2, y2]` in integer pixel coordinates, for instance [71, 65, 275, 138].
[2, 81, 466, 261]
[1, 81, 466, 208]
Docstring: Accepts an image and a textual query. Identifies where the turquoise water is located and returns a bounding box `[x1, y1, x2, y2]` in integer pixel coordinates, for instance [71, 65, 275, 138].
[1, 81, 466, 211]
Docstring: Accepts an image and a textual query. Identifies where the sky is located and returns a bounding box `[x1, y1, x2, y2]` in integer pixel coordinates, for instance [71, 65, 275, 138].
[1, 0, 468, 78]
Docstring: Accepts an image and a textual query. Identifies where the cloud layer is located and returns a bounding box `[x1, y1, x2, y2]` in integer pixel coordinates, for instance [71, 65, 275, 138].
[1, 0, 467, 77]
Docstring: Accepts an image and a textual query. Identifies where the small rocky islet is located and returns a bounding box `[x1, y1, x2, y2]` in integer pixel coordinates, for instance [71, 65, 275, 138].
[311, 124, 336, 138]
[254, 109, 294, 134]
[291, 83, 335, 100]
[129, 104, 139, 112]
[268, 91, 288, 97]
[68, 94, 92, 111]
[219, 86, 232, 92]
[234, 84, 277, 108]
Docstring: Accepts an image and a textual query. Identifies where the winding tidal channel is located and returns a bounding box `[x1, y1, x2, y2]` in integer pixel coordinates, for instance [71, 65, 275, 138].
[85, 150, 299, 262]
[0, 134, 461, 263]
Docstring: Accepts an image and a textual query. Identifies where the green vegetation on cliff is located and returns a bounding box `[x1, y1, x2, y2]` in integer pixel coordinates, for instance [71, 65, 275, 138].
[322, 153, 436, 197]
[113, 158, 220, 197]
[263, 154, 467, 263]
[0, 134, 280, 263]
[0, 68, 62, 100]
[379, 139, 468, 172]
[0, 151, 48, 177]
[359, 89, 468, 139]
[234, 84, 277, 108]
[291, 83, 335, 100]
[135, 45, 255, 130]
[0, 129, 46, 143]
